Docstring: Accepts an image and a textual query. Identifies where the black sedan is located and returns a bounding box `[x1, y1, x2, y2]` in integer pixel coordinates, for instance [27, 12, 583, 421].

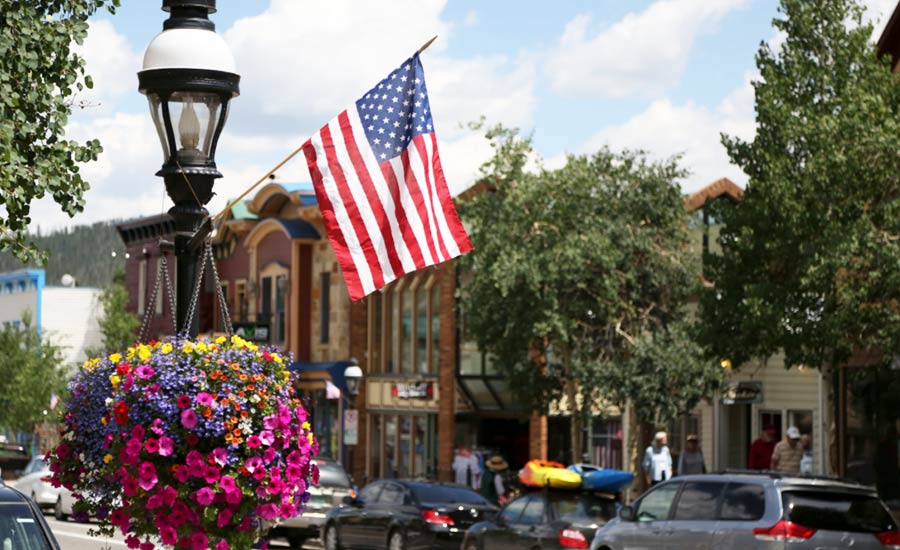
[322, 480, 497, 550]
[462, 489, 618, 550]
[0, 481, 61, 549]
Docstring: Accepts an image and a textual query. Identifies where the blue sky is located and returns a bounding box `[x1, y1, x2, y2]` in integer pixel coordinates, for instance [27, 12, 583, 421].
[32, 0, 897, 230]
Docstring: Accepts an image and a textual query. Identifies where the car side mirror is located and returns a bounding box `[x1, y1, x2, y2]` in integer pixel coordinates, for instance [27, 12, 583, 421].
[618, 505, 635, 522]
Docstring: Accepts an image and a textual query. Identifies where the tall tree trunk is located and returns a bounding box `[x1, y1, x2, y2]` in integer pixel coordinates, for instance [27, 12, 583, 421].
[563, 353, 583, 464]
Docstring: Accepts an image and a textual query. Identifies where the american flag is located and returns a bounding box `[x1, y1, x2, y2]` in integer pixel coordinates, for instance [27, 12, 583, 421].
[301, 53, 473, 301]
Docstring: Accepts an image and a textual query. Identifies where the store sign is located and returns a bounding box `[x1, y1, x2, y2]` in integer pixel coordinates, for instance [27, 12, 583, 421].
[343, 409, 358, 445]
[721, 381, 763, 405]
[232, 322, 270, 343]
[392, 382, 433, 399]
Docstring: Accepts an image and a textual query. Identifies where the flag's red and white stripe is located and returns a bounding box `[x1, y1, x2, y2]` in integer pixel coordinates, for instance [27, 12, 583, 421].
[302, 109, 472, 301]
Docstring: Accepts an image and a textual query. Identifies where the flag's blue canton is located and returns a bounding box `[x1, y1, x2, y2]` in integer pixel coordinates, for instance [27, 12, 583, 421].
[356, 55, 434, 162]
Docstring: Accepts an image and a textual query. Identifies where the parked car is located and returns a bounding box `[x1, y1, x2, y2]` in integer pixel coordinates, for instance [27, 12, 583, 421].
[270, 458, 356, 548]
[463, 488, 618, 550]
[0, 481, 61, 549]
[590, 472, 900, 550]
[323, 480, 497, 550]
[0, 444, 30, 481]
[12, 456, 58, 510]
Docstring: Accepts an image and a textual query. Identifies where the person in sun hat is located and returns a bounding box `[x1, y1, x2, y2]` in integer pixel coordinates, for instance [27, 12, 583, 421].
[771, 426, 804, 473]
[479, 455, 509, 505]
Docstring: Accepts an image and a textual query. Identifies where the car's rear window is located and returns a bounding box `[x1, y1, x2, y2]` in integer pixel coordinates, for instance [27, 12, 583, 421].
[549, 492, 617, 522]
[0, 502, 55, 549]
[782, 491, 896, 533]
[410, 484, 488, 505]
[315, 462, 351, 488]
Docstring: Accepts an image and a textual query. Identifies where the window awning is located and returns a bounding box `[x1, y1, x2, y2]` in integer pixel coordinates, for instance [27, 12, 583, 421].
[288, 360, 357, 395]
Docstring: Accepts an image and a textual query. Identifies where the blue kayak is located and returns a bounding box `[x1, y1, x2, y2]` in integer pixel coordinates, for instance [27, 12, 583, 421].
[568, 464, 634, 491]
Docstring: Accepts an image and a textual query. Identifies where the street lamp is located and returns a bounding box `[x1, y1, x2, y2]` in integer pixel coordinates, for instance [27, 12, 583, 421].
[138, 0, 240, 336]
[344, 364, 363, 400]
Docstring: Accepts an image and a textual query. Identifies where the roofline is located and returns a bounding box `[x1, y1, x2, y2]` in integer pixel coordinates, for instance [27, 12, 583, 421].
[878, 2, 900, 72]
[684, 177, 743, 212]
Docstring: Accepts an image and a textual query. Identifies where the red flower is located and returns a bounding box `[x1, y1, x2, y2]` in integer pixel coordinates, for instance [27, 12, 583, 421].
[116, 363, 132, 376]
[114, 401, 129, 425]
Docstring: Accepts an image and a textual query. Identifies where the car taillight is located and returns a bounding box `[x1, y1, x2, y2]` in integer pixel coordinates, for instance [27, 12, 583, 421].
[422, 509, 455, 526]
[876, 530, 900, 548]
[753, 520, 816, 542]
[559, 528, 588, 549]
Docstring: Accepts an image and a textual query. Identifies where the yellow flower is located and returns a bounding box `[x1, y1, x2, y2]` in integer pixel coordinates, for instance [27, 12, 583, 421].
[302, 421, 311, 431]
[307, 433, 315, 446]
[195, 342, 208, 353]
[161, 343, 173, 354]
[103, 454, 113, 464]
[272, 353, 283, 365]
[108, 353, 122, 363]
[215, 336, 226, 345]
[138, 345, 152, 362]
[182, 342, 194, 354]
[101, 416, 108, 425]
[231, 335, 246, 347]
[109, 374, 120, 387]
[248, 343, 258, 352]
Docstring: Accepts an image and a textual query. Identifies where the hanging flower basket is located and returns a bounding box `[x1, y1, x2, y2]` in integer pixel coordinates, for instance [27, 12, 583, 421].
[48, 335, 318, 550]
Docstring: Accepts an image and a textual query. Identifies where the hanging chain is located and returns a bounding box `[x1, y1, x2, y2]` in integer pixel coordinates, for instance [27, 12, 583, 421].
[183, 242, 209, 333]
[207, 241, 234, 338]
[138, 253, 177, 342]
[138, 258, 164, 343]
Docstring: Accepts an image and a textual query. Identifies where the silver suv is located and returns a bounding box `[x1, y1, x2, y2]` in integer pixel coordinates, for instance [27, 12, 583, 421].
[590, 472, 899, 549]
[271, 459, 355, 549]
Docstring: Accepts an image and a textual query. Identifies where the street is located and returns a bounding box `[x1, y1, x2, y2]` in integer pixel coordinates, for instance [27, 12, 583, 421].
[44, 515, 313, 549]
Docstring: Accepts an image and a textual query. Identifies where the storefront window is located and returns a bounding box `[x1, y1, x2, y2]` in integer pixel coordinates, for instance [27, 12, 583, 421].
[414, 416, 427, 478]
[590, 417, 623, 469]
[416, 285, 428, 373]
[401, 284, 414, 373]
[399, 416, 412, 477]
[370, 415, 382, 481]
[430, 282, 440, 373]
[384, 415, 397, 478]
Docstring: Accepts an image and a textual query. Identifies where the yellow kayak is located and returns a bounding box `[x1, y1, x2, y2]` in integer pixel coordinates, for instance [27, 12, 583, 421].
[518, 459, 583, 489]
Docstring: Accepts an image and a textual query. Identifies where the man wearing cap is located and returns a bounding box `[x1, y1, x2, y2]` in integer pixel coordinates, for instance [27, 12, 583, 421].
[771, 426, 804, 473]
[749, 426, 777, 470]
[643, 432, 673, 487]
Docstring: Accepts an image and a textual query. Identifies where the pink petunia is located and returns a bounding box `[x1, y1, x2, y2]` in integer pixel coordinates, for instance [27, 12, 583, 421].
[138, 474, 158, 491]
[193, 487, 215, 506]
[159, 526, 177, 545]
[280, 502, 298, 518]
[123, 476, 139, 497]
[225, 488, 242, 505]
[146, 493, 164, 509]
[181, 409, 198, 429]
[144, 438, 160, 454]
[263, 448, 277, 464]
[187, 434, 199, 446]
[191, 532, 209, 550]
[131, 425, 145, 441]
[135, 365, 155, 379]
[259, 431, 274, 446]
[139, 462, 156, 479]
[219, 475, 237, 492]
[140, 541, 155, 550]
[56, 443, 70, 459]
[216, 540, 230, 550]
[125, 535, 141, 549]
[216, 508, 232, 528]
[210, 447, 227, 466]
[160, 486, 178, 507]
[151, 417, 165, 435]
[158, 436, 174, 457]
[196, 392, 214, 406]
[204, 465, 221, 484]
[174, 465, 191, 483]
[110, 509, 130, 532]
[244, 456, 263, 473]
[267, 478, 284, 495]
[177, 395, 191, 409]
[247, 435, 261, 448]
[125, 438, 142, 457]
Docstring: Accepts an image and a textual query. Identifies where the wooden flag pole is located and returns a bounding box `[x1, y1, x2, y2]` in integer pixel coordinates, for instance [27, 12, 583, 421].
[211, 35, 439, 227]
[418, 35, 438, 54]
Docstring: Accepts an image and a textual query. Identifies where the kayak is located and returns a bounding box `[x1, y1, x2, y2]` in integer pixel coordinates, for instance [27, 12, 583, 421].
[519, 459, 583, 489]
[568, 463, 634, 491]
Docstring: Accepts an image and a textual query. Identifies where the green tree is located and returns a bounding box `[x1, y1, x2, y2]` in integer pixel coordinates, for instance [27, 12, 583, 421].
[460, 125, 722, 462]
[88, 265, 139, 356]
[700, 0, 900, 472]
[0, 0, 119, 264]
[0, 313, 67, 431]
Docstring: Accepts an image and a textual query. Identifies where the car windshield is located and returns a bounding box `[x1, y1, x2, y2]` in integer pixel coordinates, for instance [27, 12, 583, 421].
[410, 484, 489, 505]
[549, 492, 617, 523]
[782, 490, 896, 534]
[315, 462, 351, 488]
[0, 503, 55, 550]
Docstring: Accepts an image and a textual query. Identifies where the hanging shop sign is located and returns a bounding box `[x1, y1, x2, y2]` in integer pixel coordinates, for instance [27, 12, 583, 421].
[721, 381, 763, 405]
[392, 382, 434, 399]
[343, 409, 358, 446]
[232, 322, 270, 343]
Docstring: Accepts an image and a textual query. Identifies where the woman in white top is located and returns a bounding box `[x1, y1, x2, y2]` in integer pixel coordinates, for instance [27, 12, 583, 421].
[642, 432, 673, 487]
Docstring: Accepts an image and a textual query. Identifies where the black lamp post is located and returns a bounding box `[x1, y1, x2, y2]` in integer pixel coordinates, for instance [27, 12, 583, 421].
[138, 0, 240, 337]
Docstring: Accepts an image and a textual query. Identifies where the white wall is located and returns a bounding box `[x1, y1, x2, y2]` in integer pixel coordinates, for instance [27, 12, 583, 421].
[41, 287, 104, 372]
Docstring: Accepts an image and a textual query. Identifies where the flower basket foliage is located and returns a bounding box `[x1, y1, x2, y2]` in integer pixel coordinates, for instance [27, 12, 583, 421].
[49, 335, 319, 550]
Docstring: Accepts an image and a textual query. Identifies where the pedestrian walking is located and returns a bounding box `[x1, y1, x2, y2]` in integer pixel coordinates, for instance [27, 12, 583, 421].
[480, 455, 509, 505]
[771, 426, 804, 473]
[749, 426, 777, 470]
[643, 431, 673, 487]
[677, 434, 706, 475]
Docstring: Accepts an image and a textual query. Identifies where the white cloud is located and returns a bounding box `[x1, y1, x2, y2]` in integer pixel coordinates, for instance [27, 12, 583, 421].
[73, 20, 142, 113]
[545, 0, 748, 98]
[861, 0, 895, 38]
[579, 75, 755, 192]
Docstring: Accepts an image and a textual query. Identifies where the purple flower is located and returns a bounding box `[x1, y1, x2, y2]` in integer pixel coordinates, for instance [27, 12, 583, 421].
[181, 409, 197, 429]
